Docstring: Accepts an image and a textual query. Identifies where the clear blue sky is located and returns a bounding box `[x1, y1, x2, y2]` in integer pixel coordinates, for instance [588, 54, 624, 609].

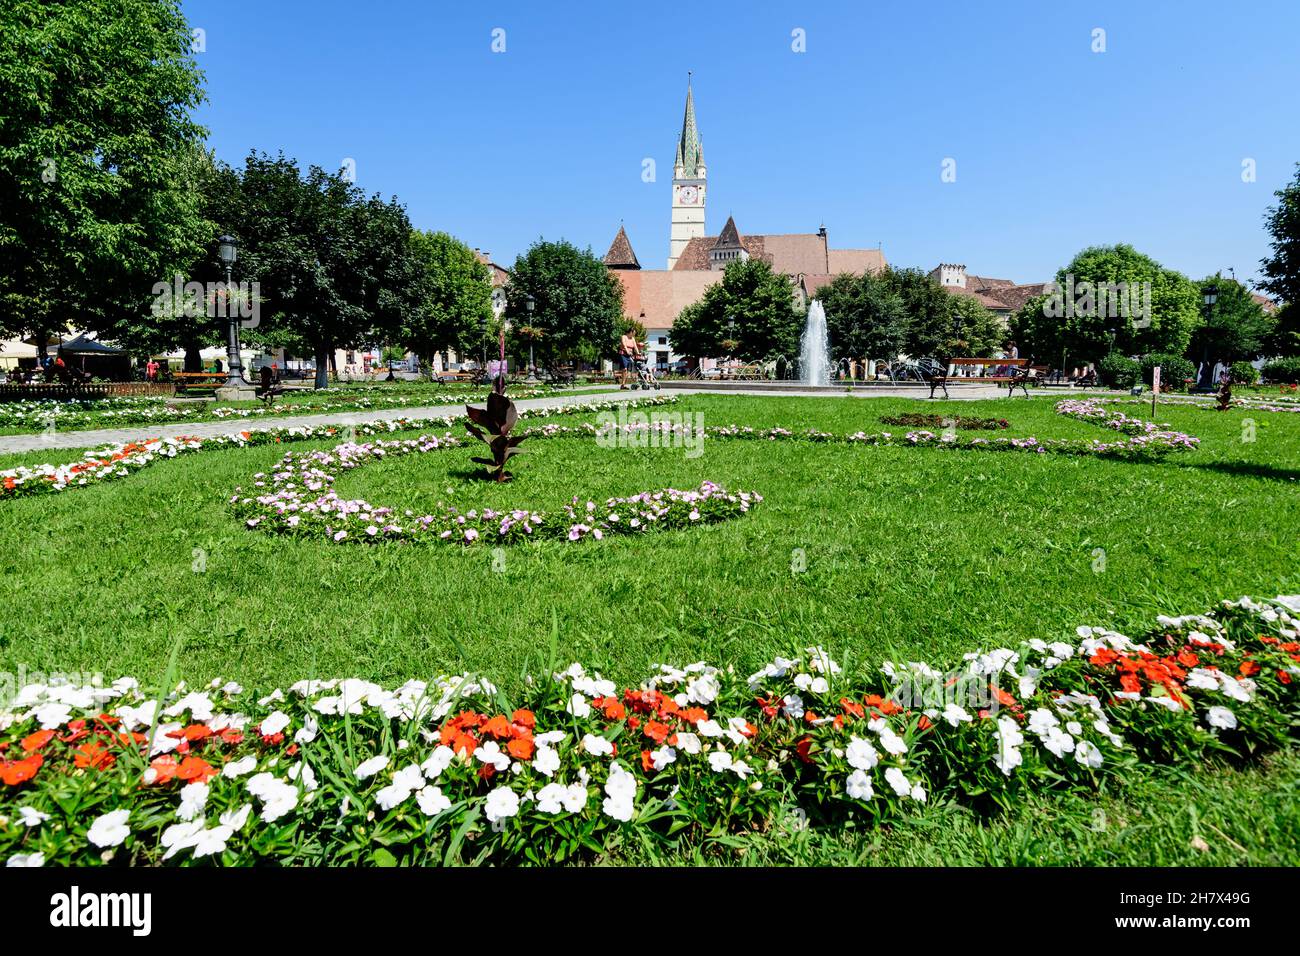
[183, 0, 1300, 286]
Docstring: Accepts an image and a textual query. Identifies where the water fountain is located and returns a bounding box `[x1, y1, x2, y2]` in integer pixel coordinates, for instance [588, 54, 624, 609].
[799, 300, 832, 386]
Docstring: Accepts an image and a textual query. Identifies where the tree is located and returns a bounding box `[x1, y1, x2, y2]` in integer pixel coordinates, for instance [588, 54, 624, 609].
[1011, 244, 1201, 366]
[1188, 274, 1272, 371]
[669, 258, 801, 361]
[0, 0, 209, 354]
[879, 267, 1002, 358]
[816, 272, 909, 366]
[503, 240, 622, 367]
[401, 230, 494, 363]
[1259, 162, 1300, 311]
[234, 152, 423, 388]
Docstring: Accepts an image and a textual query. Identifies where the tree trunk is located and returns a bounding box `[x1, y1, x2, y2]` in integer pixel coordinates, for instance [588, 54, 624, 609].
[314, 343, 330, 390]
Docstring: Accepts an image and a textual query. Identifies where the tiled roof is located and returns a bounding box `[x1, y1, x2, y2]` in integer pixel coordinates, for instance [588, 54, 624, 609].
[672, 234, 768, 271]
[602, 225, 641, 269]
[1252, 292, 1279, 314]
[946, 281, 1051, 313]
[714, 215, 743, 250]
[828, 248, 886, 275]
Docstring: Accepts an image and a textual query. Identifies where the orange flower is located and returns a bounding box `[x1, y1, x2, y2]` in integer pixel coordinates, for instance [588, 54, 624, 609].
[795, 737, 814, 764]
[1119, 673, 1142, 694]
[73, 741, 115, 770]
[1239, 660, 1261, 677]
[148, 754, 179, 785]
[641, 750, 656, 773]
[678, 707, 708, 726]
[21, 730, 55, 753]
[176, 756, 217, 783]
[180, 724, 213, 742]
[511, 709, 535, 729]
[481, 715, 512, 739]
[1, 754, 44, 786]
[451, 732, 478, 756]
[643, 720, 671, 745]
[839, 698, 865, 719]
[989, 685, 1017, 709]
[506, 736, 534, 760]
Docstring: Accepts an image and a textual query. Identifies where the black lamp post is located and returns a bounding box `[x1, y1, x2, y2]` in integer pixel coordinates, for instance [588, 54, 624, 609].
[479, 313, 488, 373]
[217, 235, 244, 388]
[524, 294, 537, 383]
[1196, 284, 1219, 391]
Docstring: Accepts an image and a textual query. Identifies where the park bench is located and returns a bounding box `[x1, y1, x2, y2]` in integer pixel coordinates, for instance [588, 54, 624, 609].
[927, 357, 1029, 399]
[172, 372, 227, 394]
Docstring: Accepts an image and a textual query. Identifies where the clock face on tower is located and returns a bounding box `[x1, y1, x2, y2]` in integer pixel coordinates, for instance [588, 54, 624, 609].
[678, 185, 698, 205]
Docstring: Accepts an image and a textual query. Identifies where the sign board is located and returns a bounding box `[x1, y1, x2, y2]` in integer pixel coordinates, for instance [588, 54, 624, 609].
[1151, 365, 1160, 415]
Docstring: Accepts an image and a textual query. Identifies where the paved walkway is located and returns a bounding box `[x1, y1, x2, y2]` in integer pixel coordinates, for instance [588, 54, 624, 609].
[0, 382, 1096, 455]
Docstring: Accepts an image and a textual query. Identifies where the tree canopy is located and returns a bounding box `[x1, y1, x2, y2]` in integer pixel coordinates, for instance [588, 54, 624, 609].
[401, 231, 494, 362]
[503, 240, 623, 367]
[671, 258, 801, 361]
[0, 0, 209, 349]
[1188, 274, 1273, 366]
[877, 267, 1004, 359]
[815, 272, 908, 364]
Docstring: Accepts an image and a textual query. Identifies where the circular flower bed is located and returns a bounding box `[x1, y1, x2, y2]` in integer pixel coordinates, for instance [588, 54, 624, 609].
[1, 595, 1295, 866]
[230, 433, 761, 545]
[879, 412, 1010, 430]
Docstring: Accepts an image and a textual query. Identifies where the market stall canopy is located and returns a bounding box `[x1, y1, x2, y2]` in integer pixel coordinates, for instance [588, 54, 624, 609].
[61, 333, 123, 354]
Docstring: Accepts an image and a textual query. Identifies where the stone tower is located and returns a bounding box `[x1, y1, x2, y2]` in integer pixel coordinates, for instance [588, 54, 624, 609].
[668, 77, 706, 269]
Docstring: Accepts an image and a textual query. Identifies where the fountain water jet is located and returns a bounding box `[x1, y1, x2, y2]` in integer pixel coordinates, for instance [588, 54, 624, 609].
[799, 300, 832, 386]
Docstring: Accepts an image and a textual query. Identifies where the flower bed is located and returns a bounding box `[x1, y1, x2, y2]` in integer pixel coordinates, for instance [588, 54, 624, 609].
[2, 595, 1296, 866]
[230, 433, 759, 545]
[0, 396, 680, 501]
[878, 413, 1010, 430]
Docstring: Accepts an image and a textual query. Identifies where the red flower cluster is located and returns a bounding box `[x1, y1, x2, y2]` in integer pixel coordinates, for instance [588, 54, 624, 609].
[438, 709, 537, 774]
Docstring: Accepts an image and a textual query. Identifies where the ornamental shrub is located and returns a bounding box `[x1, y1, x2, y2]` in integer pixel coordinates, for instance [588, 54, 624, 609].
[1141, 353, 1195, 392]
[1098, 352, 1141, 389]
[1262, 357, 1300, 384]
[1228, 361, 1259, 385]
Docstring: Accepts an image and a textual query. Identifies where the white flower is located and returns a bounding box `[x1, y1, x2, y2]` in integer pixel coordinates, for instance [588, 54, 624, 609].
[533, 744, 560, 778]
[6, 852, 44, 867]
[995, 716, 1024, 776]
[87, 809, 131, 848]
[846, 736, 879, 771]
[581, 734, 615, 757]
[176, 781, 209, 821]
[1074, 740, 1103, 769]
[1027, 708, 1059, 736]
[910, 784, 927, 803]
[160, 819, 205, 860]
[562, 783, 589, 813]
[884, 767, 912, 797]
[781, 694, 805, 718]
[1206, 706, 1237, 730]
[846, 769, 874, 800]
[18, 807, 50, 828]
[707, 751, 733, 773]
[475, 741, 510, 771]
[566, 693, 591, 718]
[222, 755, 258, 778]
[393, 763, 426, 792]
[416, 786, 452, 816]
[374, 783, 411, 811]
[649, 746, 676, 771]
[1145, 695, 1183, 712]
[484, 786, 520, 824]
[673, 732, 702, 755]
[354, 754, 390, 779]
[602, 764, 637, 821]
[220, 804, 252, 829]
[420, 745, 455, 780]
[942, 702, 972, 726]
[876, 727, 908, 756]
[259, 710, 291, 736]
[535, 783, 570, 814]
[191, 825, 233, 859]
[1040, 727, 1076, 759]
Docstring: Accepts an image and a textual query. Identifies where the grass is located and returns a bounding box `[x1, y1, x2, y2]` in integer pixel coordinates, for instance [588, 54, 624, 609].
[1, 392, 1296, 864]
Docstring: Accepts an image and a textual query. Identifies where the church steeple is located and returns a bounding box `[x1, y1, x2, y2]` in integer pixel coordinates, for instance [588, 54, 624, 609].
[668, 74, 707, 269]
[675, 77, 704, 178]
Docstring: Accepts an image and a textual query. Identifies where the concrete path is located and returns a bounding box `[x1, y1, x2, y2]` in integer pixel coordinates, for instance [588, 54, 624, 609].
[0, 382, 1099, 455]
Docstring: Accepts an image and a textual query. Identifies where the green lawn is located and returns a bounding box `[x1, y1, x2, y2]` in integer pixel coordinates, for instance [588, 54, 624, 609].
[2, 393, 1296, 864]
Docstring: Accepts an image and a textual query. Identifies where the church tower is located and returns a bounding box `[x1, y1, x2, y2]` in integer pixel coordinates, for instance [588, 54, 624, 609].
[668, 77, 706, 269]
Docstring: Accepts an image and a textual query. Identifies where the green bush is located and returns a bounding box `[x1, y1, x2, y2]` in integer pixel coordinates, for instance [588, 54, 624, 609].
[1261, 357, 1300, 384]
[1229, 360, 1259, 385]
[1099, 352, 1142, 388]
[1141, 353, 1196, 391]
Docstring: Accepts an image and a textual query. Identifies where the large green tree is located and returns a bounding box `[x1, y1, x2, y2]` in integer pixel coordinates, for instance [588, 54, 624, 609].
[670, 258, 801, 361]
[1188, 274, 1272, 372]
[234, 152, 423, 388]
[1010, 244, 1201, 366]
[503, 240, 622, 367]
[0, 0, 209, 352]
[878, 267, 1002, 358]
[1259, 162, 1300, 311]
[401, 230, 493, 363]
[816, 272, 909, 366]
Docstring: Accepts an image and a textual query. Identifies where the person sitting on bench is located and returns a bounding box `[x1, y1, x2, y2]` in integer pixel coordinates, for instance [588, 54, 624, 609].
[258, 364, 285, 404]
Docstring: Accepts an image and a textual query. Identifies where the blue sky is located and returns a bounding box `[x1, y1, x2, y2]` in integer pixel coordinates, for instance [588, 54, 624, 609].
[183, 0, 1300, 286]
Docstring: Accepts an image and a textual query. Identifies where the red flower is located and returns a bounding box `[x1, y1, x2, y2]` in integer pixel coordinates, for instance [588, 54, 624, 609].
[511, 709, 535, 729]
[148, 755, 179, 785]
[1, 754, 43, 786]
[20, 730, 55, 753]
[641, 750, 656, 773]
[1239, 660, 1261, 678]
[482, 715, 512, 739]
[839, 698, 865, 719]
[73, 741, 115, 770]
[643, 720, 671, 745]
[506, 736, 534, 760]
[176, 756, 217, 783]
[1119, 673, 1142, 694]
[795, 737, 814, 764]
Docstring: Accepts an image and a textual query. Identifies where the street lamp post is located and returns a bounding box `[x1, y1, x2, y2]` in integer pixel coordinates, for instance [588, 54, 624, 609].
[217, 235, 244, 388]
[524, 294, 537, 383]
[1197, 284, 1219, 391]
[479, 313, 488, 376]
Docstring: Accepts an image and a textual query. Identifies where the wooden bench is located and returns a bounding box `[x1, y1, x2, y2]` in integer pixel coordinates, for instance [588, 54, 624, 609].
[927, 358, 1029, 399]
[172, 372, 227, 393]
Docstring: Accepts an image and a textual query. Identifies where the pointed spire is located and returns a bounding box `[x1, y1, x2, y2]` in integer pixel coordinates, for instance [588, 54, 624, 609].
[676, 74, 703, 178]
[714, 215, 742, 250]
[602, 223, 641, 270]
